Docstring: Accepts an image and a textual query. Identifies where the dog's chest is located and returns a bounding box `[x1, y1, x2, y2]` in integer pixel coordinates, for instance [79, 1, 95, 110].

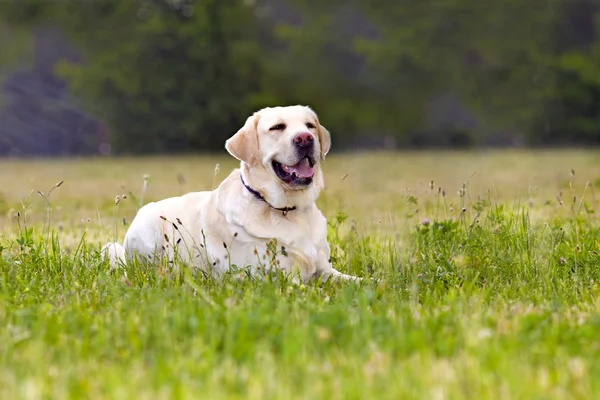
[216, 219, 320, 278]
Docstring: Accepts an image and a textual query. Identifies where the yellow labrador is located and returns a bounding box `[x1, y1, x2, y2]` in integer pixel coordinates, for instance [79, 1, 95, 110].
[102, 105, 361, 283]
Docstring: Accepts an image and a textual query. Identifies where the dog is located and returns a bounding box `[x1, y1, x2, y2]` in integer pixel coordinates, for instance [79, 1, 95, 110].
[102, 105, 361, 283]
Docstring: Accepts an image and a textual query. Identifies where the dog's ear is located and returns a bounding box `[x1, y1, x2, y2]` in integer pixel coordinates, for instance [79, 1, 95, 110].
[306, 105, 331, 161]
[317, 123, 331, 161]
[225, 112, 260, 167]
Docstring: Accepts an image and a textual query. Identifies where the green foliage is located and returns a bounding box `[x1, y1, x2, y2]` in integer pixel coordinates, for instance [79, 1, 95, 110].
[0, 151, 600, 397]
[531, 51, 600, 145]
[2, 193, 600, 397]
[356, 0, 559, 138]
[57, 0, 262, 153]
[2, 0, 600, 152]
[0, 20, 31, 71]
[2, 0, 263, 153]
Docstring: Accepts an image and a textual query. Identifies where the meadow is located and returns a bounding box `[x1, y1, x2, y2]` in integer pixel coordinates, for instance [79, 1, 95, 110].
[1, 150, 600, 399]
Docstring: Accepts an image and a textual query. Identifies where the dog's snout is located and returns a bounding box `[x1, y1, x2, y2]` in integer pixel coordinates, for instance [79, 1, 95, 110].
[293, 132, 314, 148]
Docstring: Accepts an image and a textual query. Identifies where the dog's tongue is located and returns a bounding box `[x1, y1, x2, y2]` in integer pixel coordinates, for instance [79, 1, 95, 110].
[287, 158, 314, 178]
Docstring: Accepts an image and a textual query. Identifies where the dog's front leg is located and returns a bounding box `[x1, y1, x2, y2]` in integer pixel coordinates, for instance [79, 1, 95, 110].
[314, 242, 362, 283]
[322, 268, 363, 283]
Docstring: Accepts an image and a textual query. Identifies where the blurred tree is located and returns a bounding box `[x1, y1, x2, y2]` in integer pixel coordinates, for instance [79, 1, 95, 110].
[59, 0, 264, 153]
[2, 0, 263, 154]
[1, 0, 600, 155]
[353, 0, 561, 145]
[529, 0, 600, 145]
[244, 0, 428, 148]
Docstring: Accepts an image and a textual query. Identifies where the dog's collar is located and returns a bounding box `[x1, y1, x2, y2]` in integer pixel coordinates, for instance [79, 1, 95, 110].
[240, 175, 297, 216]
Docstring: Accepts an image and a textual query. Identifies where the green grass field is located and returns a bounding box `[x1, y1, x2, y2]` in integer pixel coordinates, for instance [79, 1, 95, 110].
[1, 150, 600, 399]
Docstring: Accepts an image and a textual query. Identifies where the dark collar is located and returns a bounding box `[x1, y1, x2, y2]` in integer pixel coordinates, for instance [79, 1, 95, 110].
[241, 175, 297, 216]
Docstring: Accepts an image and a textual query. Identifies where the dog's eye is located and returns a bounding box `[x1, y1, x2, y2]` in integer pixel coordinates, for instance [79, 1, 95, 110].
[269, 124, 286, 131]
[306, 122, 316, 129]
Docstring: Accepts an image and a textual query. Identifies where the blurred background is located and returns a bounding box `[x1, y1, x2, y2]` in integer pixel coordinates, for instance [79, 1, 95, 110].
[0, 0, 599, 157]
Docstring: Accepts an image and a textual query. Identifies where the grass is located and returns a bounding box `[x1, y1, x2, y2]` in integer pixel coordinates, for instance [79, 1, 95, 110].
[1, 149, 600, 399]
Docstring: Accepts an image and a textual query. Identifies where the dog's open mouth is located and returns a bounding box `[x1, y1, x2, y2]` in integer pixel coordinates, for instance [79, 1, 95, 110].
[272, 156, 315, 185]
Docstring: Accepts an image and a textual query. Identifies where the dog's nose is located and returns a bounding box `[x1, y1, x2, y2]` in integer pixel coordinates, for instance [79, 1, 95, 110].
[293, 132, 314, 148]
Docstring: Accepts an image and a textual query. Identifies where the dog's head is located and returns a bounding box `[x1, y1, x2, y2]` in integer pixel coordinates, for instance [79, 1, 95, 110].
[225, 106, 331, 202]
